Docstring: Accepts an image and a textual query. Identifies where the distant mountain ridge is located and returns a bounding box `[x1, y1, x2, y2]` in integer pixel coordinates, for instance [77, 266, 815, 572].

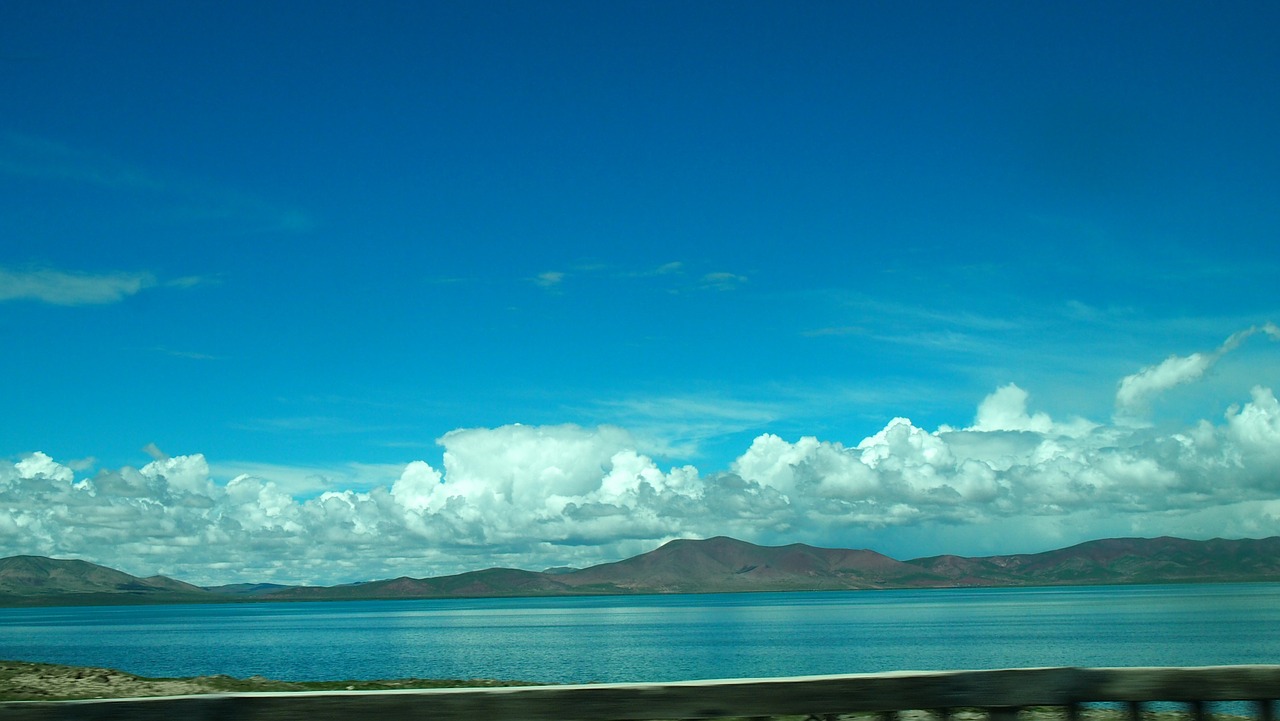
[3, 535, 1279, 607]
[910, 536, 1280, 585]
[554, 536, 937, 593]
[0, 555, 214, 606]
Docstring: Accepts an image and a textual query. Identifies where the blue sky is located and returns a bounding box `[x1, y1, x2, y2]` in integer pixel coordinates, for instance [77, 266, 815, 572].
[2, 2, 1279, 584]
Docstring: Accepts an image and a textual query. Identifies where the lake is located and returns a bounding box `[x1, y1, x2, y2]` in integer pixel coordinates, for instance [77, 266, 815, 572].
[2, 584, 1278, 684]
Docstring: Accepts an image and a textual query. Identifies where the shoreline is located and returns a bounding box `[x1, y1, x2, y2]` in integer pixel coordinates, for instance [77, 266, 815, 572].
[0, 660, 538, 702]
[0, 661, 1262, 721]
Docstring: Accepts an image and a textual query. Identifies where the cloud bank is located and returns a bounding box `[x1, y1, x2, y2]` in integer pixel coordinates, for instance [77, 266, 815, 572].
[3, 331, 1279, 586]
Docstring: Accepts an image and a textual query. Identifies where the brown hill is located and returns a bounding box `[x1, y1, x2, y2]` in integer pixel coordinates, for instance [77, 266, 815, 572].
[558, 536, 945, 593]
[905, 536, 1280, 585]
[0, 556, 218, 606]
[260, 537, 942, 600]
[5, 535, 1280, 607]
[203, 582, 291, 597]
[265, 567, 577, 601]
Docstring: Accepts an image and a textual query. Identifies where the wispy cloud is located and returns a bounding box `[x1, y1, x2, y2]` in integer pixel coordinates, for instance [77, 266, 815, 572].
[844, 297, 1027, 333]
[698, 272, 748, 291]
[801, 325, 867, 337]
[0, 132, 313, 233]
[1115, 324, 1280, 417]
[231, 415, 399, 436]
[588, 394, 784, 457]
[141, 442, 168, 461]
[621, 261, 685, 278]
[165, 275, 214, 290]
[533, 271, 567, 289]
[154, 347, 219, 360]
[0, 265, 156, 305]
[0, 265, 213, 306]
[527, 262, 748, 296]
[0, 133, 166, 191]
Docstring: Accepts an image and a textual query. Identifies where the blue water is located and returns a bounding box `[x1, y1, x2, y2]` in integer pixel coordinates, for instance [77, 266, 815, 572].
[2, 584, 1279, 683]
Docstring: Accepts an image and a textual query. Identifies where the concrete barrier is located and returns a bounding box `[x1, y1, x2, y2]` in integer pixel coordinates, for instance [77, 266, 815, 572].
[2, 665, 1279, 721]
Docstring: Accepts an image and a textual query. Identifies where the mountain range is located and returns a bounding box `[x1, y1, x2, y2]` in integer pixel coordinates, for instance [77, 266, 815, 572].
[3, 535, 1279, 607]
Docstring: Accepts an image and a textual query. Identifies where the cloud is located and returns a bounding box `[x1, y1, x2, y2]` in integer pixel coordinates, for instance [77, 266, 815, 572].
[965, 383, 1095, 438]
[0, 133, 166, 191]
[969, 384, 1052, 433]
[1116, 353, 1214, 412]
[806, 296, 1028, 359]
[802, 326, 867, 338]
[0, 132, 313, 234]
[154, 347, 219, 360]
[230, 416, 397, 436]
[141, 443, 168, 461]
[587, 394, 782, 457]
[5, 332, 1280, 585]
[0, 265, 157, 305]
[620, 261, 685, 279]
[389, 424, 703, 548]
[1116, 324, 1280, 415]
[208, 460, 405, 497]
[165, 276, 211, 290]
[533, 263, 686, 289]
[0, 265, 212, 306]
[699, 272, 748, 291]
[522, 262, 748, 297]
[533, 271, 566, 289]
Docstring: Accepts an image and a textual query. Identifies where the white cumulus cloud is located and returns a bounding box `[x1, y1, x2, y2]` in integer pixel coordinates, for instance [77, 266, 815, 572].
[3, 331, 1280, 585]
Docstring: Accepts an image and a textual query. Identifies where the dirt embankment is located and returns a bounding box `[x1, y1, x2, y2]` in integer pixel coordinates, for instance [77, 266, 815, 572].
[0, 661, 1257, 721]
[0, 660, 532, 701]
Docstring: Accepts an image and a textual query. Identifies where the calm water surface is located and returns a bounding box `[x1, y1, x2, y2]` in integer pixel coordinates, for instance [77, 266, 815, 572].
[2, 584, 1278, 683]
